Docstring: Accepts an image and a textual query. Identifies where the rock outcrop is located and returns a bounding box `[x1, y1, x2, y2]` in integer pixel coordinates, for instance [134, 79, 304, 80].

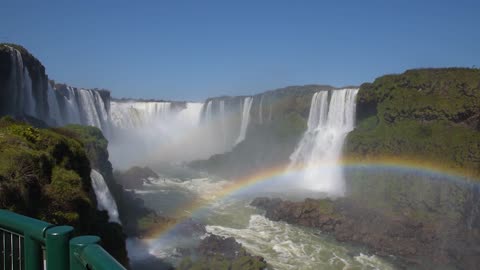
[114, 166, 159, 189]
[178, 234, 270, 270]
[251, 197, 480, 269]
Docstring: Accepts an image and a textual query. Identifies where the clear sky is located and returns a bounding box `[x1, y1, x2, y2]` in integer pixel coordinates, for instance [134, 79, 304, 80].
[1, 0, 479, 101]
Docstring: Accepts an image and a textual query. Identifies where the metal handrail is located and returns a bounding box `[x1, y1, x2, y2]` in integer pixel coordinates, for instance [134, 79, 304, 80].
[0, 209, 126, 270]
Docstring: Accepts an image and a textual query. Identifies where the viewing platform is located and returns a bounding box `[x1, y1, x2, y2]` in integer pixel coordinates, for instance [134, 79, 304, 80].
[0, 209, 126, 270]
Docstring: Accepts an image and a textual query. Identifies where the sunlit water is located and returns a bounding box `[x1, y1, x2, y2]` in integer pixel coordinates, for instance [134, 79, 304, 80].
[128, 167, 397, 270]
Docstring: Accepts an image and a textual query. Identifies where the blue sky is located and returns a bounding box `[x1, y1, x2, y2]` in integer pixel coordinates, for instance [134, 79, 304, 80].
[1, 1, 479, 101]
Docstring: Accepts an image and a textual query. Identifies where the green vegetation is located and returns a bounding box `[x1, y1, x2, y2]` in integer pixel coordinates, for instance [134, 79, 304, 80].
[344, 68, 480, 227]
[0, 117, 128, 266]
[346, 68, 480, 178]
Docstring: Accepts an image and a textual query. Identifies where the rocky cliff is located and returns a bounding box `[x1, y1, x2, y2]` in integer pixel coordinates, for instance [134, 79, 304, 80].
[0, 117, 129, 266]
[0, 43, 112, 131]
[191, 85, 338, 178]
[251, 197, 480, 269]
[346, 68, 480, 176]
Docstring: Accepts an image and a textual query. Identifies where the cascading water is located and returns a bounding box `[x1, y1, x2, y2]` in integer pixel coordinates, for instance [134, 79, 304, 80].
[204, 100, 214, 123]
[198, 98, 246, 154]
[46, 83, 62, 124]
[110, 101, 172, 128]
[108, 101, 230, 167]
[60, 86, 82, 125]
[289, 89, 359, 196]
[1, 46, 112, 130]
[258, 95, 264, 124]
[235, 97, 253, 145]
[90, 169, 121, 224]
[219, 100, 227, 148]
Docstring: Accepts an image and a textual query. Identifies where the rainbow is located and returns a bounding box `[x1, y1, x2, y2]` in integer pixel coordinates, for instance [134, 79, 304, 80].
[142, 156, 479, 243]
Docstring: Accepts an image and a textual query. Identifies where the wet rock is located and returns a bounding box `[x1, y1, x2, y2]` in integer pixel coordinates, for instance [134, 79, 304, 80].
[251, 197, 480, 270]
[178, 234, 270, 270]
[114, 166, 159, 189]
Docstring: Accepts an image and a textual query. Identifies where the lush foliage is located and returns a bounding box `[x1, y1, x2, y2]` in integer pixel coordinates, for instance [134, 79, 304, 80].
[0, 117, 129, 266]
[346, 68, 480, 178]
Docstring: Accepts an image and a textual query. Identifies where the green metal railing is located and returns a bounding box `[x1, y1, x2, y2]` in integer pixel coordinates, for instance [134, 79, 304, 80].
[0, 209, 126, 270]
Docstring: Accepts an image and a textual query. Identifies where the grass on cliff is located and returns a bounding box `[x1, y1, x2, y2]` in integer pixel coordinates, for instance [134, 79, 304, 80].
[348, 68, 480, 179]
[0, 117, 129, 265]
[0, 116, 92, 225]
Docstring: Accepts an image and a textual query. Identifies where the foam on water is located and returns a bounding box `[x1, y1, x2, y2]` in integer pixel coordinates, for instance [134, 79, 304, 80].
[289, 89, 359, 196]
[206, 214, 394, 270]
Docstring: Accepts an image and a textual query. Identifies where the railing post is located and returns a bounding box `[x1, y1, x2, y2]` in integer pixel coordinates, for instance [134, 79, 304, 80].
[46, 226, 73, 270]
[24, 235, 42, 270]
[69, 235, 100, 270]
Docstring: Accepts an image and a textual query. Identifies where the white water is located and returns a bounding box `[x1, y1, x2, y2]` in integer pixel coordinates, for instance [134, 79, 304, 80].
[90, 169, 121, 224]
[4, 46, 111, 130]
[204, 100, 214, 122]
[110, 101, 172, 128]
[62, 86, 82, 124]
[289, 89, 359, 196]
[258, 94, 264, 124]
[46, 83, 62, 124]
[6, 47, 262, 168]
[206, 214, 392, 270]
[235, 97, 253, 145]
[219, 100, 227, 148]
[19, 54, 36, 117]
[132, 174, 396, 270]
[108, 102, 226, 168]
[198, 98, 251, 155]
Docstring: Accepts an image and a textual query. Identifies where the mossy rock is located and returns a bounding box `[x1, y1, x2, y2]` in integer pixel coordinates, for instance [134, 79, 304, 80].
[0, 117, 129, 266]
[347, 68, 480, 179]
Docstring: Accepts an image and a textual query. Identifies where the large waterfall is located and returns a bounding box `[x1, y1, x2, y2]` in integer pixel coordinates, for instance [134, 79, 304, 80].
[110, 101, 172, 128]
[90, 169, 121, 224]
[199, 96, 254, 154]
[1, 46, 111, 131]
[107, 101, 219, 167]
[289, 88, 359, 196]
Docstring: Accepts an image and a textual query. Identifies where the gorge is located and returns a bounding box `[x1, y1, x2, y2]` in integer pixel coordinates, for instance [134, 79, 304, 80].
[1, 43, 479, 270]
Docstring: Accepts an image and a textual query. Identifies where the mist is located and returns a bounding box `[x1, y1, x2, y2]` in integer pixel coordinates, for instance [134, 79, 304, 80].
[107, 100, 245, 169]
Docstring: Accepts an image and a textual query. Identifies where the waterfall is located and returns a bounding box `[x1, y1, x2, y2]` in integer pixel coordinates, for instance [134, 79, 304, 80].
[1, 45, 112, 130]
[110, 101, 172, 129]
[289, 88, 359, 196]
[20, 58, 36, 117]
[219, 100, 227, 148]
[78, 89, 103, 128]
[177, 102, 203, 124]
[47, 83, 62, 125]
[90, 169, 121, 224]
[235, 97, 253, 145]
[204, 100, 214, 123]
[4, 46, 37, 117]
[258, 95, 264, 124]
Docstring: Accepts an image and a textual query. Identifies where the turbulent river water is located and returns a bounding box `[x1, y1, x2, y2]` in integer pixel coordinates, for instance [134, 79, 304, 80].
[127, 167, 397, 270]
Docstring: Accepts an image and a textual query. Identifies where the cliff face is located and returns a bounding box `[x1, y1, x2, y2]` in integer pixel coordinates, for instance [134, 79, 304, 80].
[0, 44, 50, 119]
[331, 68, 480, 269]
[0, 117, 129, 266]
[342, 69, 480, 223]
[59, 125, 157, 237]
[0, 44, 112, 131]
[346, 68, 480, 175]
[251, 197, 480, 270]
[191, 85, 336, 178]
